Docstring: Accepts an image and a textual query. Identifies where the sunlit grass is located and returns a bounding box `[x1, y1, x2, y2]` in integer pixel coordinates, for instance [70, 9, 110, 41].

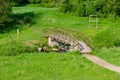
[93, 47, 120, 66]
[0, 6, 120, 80]
[0, 52, 120, 80]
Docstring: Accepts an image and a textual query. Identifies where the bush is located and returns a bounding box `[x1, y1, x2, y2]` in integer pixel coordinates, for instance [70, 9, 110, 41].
[11, 0, 60, 7]
[0, 0, 12, 32]
[114, 39, 120, 47]
[29, 0, 41, 4]
[76, 3, 86, 16]
[60, 0, 73, 13]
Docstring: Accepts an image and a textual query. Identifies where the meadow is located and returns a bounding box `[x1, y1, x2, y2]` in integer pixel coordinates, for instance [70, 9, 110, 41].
[0, 6, 112, 55]
[0, 5, 120, 80]
[0, 52, 120, 80]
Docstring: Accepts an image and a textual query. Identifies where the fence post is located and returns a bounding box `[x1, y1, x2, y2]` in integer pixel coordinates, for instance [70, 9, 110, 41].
[17, 28, 20, 35]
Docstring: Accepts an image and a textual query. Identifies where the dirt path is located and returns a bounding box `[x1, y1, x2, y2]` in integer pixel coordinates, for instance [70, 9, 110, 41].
[83, 54, 120, 73]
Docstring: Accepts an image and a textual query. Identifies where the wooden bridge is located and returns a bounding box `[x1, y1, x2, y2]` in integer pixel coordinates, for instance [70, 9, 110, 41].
[43, 28, 120, 73]
[43, 28, 94, 53]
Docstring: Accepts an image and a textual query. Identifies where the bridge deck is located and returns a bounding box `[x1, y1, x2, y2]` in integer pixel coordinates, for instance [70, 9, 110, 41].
[49, 34, 92, 53]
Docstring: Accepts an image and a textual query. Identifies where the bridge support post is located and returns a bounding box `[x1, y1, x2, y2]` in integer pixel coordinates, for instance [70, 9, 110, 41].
[69, 46, 78, 51]
[48, 36, 54, 47]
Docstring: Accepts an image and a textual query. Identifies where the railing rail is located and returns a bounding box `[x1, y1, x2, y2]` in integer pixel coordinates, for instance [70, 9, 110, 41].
[42, 27, 94, 49]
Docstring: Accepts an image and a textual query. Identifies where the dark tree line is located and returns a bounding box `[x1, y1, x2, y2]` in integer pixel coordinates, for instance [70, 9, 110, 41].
[60, 0, 120, 18]
[0, 0, 12, 32]
[6, 0, 120, 18]
[9, 0, 60, 7]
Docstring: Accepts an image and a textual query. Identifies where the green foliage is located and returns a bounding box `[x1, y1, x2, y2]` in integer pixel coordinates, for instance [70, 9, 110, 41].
[11, 0, 22, 3]
[60, 0, 73, 13]
[60, 0, 120, 17]
[13, 12, 36, 26]
[11, 0, 60, 7]
[39, 0, 60, 7]
[10, 0, 29, 4]
[28, 0, 41, 4]
[0, 0, 12, 31]
[9, 0, 120, 17]
[76, 3, 86, 16]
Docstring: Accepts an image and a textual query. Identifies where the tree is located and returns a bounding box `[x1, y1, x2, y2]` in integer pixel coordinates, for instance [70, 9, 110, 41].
[59, 0, 120, 18]
[60, 0, 73, 13]
[0, 0, 12, 30]
[29, 0, 41, 4]
[109, 0, 120, 17]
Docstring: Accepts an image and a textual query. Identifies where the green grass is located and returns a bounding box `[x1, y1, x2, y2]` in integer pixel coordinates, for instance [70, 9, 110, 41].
[12, 6, 109, 37]
[0, 6, 99, 55]
[94, 24, 120, 48]
[0, 52, 120, 80]
[0, 5, 120, 80]
[0, 6, 120, 58]
[93, 47, 120, 66]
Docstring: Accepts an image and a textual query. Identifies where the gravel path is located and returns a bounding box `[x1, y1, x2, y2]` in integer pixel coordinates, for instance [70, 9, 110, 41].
[83, 54, 120, 73]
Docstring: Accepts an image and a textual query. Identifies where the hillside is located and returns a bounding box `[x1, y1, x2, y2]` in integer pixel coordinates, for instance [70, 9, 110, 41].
[0, 6, 120, 79]
[0, 6, 114, 55]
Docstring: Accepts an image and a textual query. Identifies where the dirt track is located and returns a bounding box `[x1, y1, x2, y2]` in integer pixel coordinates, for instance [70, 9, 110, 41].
[83, 54, 120, 73]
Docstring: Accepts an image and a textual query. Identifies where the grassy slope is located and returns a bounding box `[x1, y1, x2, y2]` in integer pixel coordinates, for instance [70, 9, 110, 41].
[0, 6, 110, 55]
[93, 20, 120, 66]
[0, 6, 120, 79]
[12, 6, 109, 38]
[0, 6, 95, 55]
[0, 52, 120, 80]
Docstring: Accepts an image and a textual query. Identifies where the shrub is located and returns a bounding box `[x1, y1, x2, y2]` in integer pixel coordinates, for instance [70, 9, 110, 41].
[0, 0, 12, 33]
[60, 0, 73, 13]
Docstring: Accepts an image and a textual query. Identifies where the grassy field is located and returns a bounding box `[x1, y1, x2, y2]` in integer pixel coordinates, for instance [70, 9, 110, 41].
[0, 6, 113, 55]
[93, 47, 120, 66]
[0, 52, 120, 80]
[0, 5, 120, 80]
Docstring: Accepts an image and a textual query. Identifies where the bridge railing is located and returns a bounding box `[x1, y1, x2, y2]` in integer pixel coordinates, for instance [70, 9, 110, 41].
[42, 27, 94, 49]
[80, 32, 94, 49]
[53, 28, 94, 49]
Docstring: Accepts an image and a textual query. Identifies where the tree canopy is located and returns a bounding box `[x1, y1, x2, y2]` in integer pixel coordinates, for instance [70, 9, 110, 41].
[10, 0, 60, 7]
[60, 0, 120, 18]
[0, 0, 12, 31]
[6, 0, 120, 18]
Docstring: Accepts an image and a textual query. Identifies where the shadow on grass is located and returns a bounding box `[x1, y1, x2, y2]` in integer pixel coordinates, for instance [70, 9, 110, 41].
[0, 12, 43, 33]
[13, 4, 27, 7]
[13, 12, 36, 26]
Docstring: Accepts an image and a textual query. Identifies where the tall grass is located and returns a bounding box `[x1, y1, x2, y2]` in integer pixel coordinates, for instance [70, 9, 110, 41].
[0, 37, 37, 56]
[94, 25, 120, 48]
[0, 52, 120, 80]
